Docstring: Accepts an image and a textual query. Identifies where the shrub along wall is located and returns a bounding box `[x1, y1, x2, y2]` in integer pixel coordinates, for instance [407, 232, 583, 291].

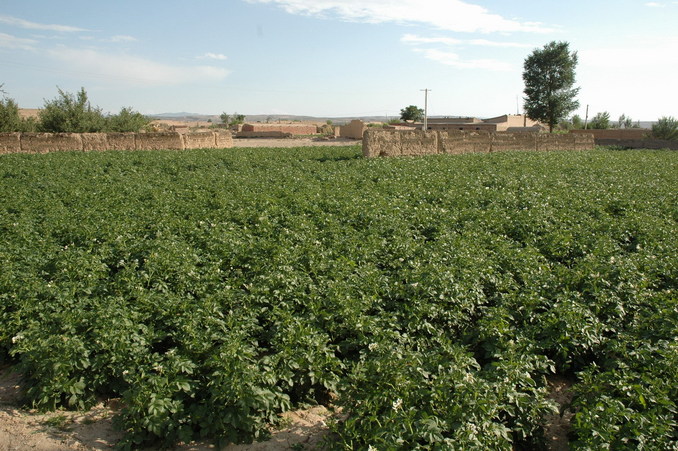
[0, 131, 233, 154]
[363, 129, 595, 157]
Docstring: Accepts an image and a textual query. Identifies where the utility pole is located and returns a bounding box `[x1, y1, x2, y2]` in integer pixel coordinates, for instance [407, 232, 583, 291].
[420, 89, 431, 130]
[584, 104, 589, 130]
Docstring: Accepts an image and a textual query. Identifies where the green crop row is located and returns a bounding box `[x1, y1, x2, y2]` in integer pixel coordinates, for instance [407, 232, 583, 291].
[1, 146, 676, 449]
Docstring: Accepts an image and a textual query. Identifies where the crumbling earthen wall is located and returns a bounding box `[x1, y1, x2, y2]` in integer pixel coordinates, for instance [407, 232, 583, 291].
[241, 124, 317, 135]
[0, 132, 233, 154]
[570, 129, 676, 149]
[339, 120, 367, 139]
[182, 132, 216, 149]
[0, 133, 23, 154]
[21, 133, 83, 153]
[363, 129, 595, 158]
[570, 129, 649, 140]
[106, 133, 137, 151]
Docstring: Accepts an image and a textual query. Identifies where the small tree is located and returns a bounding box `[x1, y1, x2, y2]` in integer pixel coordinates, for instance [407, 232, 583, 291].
[652, 116, 678, 140]
[220, 112, 230, 125]
[616, 114, 639, 129]
[571, 114, 584, 129]
[38, 87, 106, 133]
[400, 105, 424, 122]
[106, 107, 151, 132]
[0, 89, 37, 132]
[230, 113, 246, 126]
[523, 41, 580, 132]
[588, 112, 611, 130]
[0, 96, 23, 132]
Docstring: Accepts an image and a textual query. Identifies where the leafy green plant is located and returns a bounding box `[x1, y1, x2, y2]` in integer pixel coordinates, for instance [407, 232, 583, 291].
[652, 116, 678, 140]
[0, 147, 675, 449]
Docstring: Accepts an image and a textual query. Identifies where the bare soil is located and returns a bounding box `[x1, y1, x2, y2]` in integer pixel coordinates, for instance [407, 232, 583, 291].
[0, 367, 574, 450]
[0, 366, 332, 451]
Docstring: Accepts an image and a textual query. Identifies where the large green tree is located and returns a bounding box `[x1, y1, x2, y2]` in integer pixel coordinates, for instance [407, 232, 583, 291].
[400, 105, 424, 122]
[523, 41, 580, 133]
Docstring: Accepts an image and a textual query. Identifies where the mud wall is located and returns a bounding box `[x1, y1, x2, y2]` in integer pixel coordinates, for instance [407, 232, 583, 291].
[241, 124, 317, 135]
[570, 129, 677, 149]
[0, 131, 233, 154]
[339, 120, 367, 139]
[363, 130, 595, 158]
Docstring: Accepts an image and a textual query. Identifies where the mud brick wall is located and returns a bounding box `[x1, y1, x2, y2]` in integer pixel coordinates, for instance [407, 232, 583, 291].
[438, 131, 491, 154]
[81, 133, 110, 151]
[236, 131, 292, 138]
[490, 133, 537, 152]
[241, 124, 318, 135]
[0, 132, 234, 154]
[215, 132, 233, 148]
[107, 133, 137, 151]
[364, 129, 595, 158]
[0, 133, 22, 154]
[363, 130, 440, 157]
[570, 129, 676, 149]
[20, 133, 83, 153]
[338, 120, 367, 139]
[597, 139, 678, 150]
[570, 129, 649, 140]
[136, 132, 184, 151]
[182, 132, 216, 149]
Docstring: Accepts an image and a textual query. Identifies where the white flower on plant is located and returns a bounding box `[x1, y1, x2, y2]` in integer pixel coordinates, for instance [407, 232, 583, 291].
[392, 398, 403, 411]
[368, 342, 378, 351]
[368, 446, 377, 451]
[11, 333, 24, 343]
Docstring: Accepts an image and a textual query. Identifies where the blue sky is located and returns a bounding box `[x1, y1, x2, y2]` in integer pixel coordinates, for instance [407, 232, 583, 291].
[1, 0, 677, 120]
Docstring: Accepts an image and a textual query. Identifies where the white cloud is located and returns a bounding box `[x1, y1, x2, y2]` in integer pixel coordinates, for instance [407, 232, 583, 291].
[0, 32, 38, 50]
[401, 34, 461, 45]
[0, 14, 89, 32]
[644, 2, 664, 6]
[246, 0, 553, 33]
[109, 35, 137, 43]
[468, 39, 535, 48]
[402, 34, 534, 48]
[197, 52, 228, 60]
[414, 48, 512, 71]
[46, 47, 231, 86]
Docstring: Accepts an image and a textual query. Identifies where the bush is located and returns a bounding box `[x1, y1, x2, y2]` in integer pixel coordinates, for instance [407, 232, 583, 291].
[38, 87, 106, 133]
[651, 116, 678, 140]
[105, 107, 151, 133]
[0, 96, 37, 132]
[588, 111, 611, 130]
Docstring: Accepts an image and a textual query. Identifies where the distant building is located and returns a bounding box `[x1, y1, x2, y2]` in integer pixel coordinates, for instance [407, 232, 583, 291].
[421, 114, 545, 132]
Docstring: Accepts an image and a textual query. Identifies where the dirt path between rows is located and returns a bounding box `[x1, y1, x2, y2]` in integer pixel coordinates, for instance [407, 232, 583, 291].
[0, 366, 332, 451]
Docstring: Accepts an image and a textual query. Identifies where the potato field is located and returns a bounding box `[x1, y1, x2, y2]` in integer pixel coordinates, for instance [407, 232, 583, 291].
[0, 146, 676, 449]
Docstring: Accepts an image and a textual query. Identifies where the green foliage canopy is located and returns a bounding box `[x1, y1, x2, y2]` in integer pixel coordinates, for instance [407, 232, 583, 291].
[0, 88, 36, 132]
[652, 116, 678, 140]
[588, 111, 611, 130]
[1, 147, 676, 449]
[523, 41, 580, 132]
[106, 107, 151, 132]
[38, 87, 106, 133]
[400, 105, 424, 122]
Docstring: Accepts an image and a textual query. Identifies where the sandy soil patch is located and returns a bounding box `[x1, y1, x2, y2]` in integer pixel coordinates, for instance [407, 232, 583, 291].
[0, 366, 332, 451]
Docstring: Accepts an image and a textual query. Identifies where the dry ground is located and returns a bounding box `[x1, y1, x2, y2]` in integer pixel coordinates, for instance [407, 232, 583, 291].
[0, 366, 333, 451]
[1, 365, 573, 451]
